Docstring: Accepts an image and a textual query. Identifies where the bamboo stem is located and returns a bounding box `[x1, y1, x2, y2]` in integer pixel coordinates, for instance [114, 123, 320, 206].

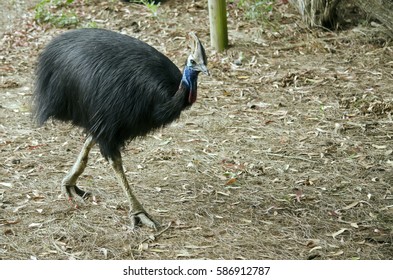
[208, 0, 228, 52]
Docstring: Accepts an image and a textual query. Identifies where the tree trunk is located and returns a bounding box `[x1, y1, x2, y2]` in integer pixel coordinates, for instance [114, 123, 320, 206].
[354, 0, 393, 37]
[208, 0, 228, 52]
[289, 0, 340, 29]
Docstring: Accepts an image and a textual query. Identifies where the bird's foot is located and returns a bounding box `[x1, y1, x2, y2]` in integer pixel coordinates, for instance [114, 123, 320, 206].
[73, 185, 92, 200]
[131, 211, 160, 231]
[62, 184, 92, 208]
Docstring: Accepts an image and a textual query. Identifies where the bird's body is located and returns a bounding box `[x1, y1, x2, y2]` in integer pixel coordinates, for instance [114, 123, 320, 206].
[33, 28, 208, 229]
[35, 28, 191, 158]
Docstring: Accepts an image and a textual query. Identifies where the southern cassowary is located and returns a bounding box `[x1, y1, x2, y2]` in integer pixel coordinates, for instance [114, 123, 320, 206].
[32, 28, 209, 229]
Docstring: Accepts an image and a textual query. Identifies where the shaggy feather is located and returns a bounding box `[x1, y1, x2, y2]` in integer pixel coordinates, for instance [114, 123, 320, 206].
[33, 28, 199, 159]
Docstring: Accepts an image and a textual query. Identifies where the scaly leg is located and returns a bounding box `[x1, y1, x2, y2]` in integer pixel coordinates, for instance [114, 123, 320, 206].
[109, 152, 160, 230]
[62, 135, 95, 202]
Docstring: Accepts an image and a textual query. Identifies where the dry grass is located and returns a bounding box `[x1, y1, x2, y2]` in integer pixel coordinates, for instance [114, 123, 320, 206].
[0, 0, 392, 260]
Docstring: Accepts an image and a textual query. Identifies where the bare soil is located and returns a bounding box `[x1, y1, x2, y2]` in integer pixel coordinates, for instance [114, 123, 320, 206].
[0, 0, 392, 260]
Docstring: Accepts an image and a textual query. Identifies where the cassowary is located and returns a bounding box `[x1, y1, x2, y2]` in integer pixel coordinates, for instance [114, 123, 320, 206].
[33, 28, 209, 229]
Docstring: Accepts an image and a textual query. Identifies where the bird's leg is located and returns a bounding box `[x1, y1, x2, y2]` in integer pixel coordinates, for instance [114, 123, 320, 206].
[109, 153, 160, 230]
[62, 135, 95, 203]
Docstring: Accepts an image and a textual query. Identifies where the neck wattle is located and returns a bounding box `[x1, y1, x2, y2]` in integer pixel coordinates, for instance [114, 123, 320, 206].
[181, 66, 199, 104]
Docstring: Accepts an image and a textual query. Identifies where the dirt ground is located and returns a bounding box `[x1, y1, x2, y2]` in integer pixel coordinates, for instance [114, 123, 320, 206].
[1, 0, 392, 260]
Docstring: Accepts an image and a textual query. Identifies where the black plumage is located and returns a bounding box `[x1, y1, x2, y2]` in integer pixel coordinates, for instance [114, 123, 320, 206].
[33, 28, 208, 229]
[35, 28, 186, 158]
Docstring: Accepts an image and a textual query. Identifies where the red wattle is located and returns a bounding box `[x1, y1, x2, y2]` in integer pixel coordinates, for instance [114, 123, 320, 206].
[188, 89, 197, 104]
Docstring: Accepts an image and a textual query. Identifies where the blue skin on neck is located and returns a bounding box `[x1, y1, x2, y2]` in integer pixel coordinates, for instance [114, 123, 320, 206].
[181, 65, 199, 95]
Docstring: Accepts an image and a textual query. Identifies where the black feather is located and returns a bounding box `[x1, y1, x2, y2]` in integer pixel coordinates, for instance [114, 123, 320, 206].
[33, 28, 191, 159]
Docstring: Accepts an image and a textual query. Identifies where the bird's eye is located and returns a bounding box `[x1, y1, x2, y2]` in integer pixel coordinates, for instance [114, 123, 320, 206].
[190, 59, 196, 65]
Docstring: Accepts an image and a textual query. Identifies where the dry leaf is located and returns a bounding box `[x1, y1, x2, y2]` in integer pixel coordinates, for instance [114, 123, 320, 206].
[150, 249, 168, 253]
[4, 229, 15, 236]
[100, 248, 108, 259]
[223, 90, 231, 96]
[342, 201, 359, 210]
[13, 205, 27, 213]
[176, 250, 193, 257]
[2, 219, 20, 225]
[309, 246, 322, 253]
[32, 190, 45, 200]
[306, 239, 320, 248]
[385, 150, 393, 156]
[225, 178, 237, 185]
[331, 228, 348, 239]
[328, 250, 344, 256]
[184, 245, 216, 249]
[28, 223, 42, 228]
[138, 243, 149, 251]
[350, 222, 359, 228]
[342, 200, 371, 210]
[216, 191, 230, 196]
[372, 144, 387, 149]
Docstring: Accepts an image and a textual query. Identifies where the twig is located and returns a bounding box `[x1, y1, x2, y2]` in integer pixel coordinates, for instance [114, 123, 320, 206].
[52, 241, 78, 259]
[264, 152, 317, 163]
[141, 221, 173, 244]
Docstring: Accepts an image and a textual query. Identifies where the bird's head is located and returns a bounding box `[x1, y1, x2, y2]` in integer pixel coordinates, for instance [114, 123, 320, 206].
[186, 32, 209, 76]
[182, 32, 209, 104]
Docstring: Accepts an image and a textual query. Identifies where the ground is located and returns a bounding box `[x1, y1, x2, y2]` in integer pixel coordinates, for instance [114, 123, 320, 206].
[0, 0, 392, 260]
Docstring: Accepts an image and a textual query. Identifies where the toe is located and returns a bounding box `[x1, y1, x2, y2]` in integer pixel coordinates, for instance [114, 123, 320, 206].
[131, 212, 160, 230]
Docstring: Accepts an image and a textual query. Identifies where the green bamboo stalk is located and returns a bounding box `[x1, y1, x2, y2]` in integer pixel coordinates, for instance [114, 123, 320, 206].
[208, 0, 228, 52]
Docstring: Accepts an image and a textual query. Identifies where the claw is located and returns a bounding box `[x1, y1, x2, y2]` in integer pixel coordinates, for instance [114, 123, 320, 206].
[131, 211, 160, 230]
[74, 185, 91, 200]
[63, 184, 91, 208]
[67, 196, 79, 209]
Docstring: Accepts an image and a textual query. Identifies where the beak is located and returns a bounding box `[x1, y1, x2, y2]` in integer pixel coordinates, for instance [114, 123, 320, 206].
[200, 65, 210, 76]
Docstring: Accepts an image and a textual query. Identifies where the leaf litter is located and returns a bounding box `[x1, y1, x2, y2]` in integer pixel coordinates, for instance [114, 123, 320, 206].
[0, 0, 392, 260]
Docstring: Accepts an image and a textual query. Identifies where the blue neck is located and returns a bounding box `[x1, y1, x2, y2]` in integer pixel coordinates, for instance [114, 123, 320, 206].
[181, 66, 199, 93]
